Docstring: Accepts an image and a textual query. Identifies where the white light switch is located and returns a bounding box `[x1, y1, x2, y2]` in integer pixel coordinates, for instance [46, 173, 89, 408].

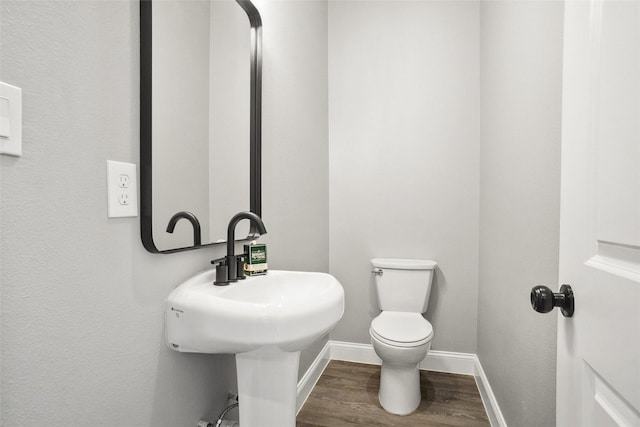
[107, 160, 138, 218]
[0, 82, 22, 157]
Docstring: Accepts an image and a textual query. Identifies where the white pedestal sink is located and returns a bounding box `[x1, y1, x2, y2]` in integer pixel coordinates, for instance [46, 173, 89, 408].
[165, 269, 344, 426]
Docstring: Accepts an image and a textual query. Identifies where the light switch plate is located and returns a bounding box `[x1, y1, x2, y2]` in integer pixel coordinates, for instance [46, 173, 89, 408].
[0, 82, 23, 157]
[107, 160, 138, 218]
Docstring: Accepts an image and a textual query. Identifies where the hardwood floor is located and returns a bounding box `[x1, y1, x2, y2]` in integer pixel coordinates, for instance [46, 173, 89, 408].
[296, 361, 490, 427]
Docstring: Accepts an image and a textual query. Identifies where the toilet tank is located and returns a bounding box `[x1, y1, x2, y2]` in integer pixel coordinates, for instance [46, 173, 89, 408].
[371, 258, 437, 313]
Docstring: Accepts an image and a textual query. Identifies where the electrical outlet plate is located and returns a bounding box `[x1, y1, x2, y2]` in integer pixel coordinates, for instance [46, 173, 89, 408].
[0, 82, 23, 157]
[107, 160, 138, 218]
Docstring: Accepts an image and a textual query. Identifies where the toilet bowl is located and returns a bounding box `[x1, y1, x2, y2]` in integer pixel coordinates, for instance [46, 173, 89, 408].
[370, 311, 433, 415]
[369, 258, 437, 415]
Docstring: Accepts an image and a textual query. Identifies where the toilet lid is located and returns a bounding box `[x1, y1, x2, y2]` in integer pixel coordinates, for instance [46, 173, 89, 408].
[370, 311, 433, 347]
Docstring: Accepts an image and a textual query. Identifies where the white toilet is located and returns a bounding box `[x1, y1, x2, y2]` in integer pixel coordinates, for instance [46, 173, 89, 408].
[369, 258, 437, 416]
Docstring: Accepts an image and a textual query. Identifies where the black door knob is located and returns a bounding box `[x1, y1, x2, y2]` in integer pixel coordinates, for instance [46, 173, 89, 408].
[530, 284, 574, 317]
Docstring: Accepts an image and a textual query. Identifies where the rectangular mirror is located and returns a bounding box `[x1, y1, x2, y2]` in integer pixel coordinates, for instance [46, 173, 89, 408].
[140, 0, 262, 253]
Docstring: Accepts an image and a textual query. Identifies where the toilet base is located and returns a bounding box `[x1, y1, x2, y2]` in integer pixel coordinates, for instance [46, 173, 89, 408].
[378, 362, 421, 415]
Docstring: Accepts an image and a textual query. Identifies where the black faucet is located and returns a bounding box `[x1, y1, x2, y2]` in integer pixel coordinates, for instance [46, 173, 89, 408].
[166, 211, 202, 246]
[212, 211, 267, 285]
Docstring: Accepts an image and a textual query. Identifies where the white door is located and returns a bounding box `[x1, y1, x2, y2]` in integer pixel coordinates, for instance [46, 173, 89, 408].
[558, 0, 640, 426]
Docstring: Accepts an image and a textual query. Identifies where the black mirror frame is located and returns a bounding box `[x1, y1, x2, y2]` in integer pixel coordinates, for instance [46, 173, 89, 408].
[140, 0, 263, 254]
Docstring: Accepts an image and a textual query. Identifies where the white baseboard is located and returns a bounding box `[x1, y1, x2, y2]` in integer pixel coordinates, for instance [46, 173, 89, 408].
[296, 340, 331, 413]
[296, 340, 507, 427]
[329, 340, 382, 365]
[473, 354, 508, 427]
[328, 340, 476, 375]
[421, 349, 477, 375]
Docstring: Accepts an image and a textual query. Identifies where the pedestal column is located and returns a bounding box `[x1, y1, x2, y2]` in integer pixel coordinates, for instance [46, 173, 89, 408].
[235, 346, 300, 426]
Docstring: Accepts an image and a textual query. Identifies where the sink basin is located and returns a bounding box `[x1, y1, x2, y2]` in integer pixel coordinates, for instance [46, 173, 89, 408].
[165, 268, 344, 426]
[165, 269, 344, 354]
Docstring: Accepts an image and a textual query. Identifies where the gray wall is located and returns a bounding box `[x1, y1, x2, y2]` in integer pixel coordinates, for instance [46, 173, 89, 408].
[477, 1, 563, 426]
[0, 0, 328, 425]
[255, 0, 330, 379]
[328, 0, 480, 353]
[257, 0, 329, 277]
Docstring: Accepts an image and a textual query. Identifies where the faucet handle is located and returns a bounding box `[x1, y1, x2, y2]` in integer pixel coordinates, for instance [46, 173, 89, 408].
[212, 257, 230, 286]
[211, 256, 226, 265]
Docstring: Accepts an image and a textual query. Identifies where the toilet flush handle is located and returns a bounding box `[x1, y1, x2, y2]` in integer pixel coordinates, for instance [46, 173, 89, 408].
[371, 268, 383, 276]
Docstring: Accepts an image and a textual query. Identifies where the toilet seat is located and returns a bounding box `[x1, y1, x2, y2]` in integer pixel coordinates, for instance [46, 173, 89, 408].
[370, 311, 433, 348]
